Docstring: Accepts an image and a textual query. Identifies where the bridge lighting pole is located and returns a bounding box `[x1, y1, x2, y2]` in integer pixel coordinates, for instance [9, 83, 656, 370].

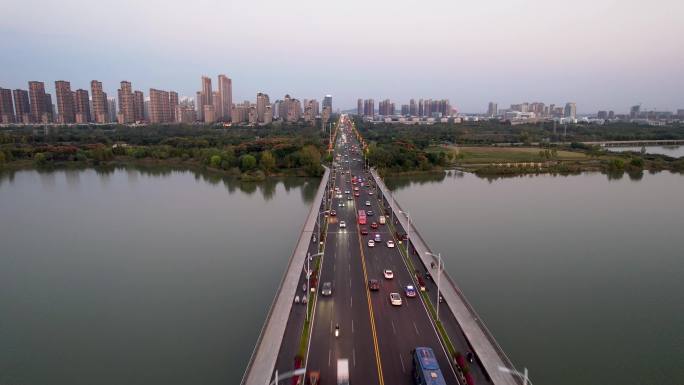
[425, 251, 443, 320]
[399, 210, 410, 259]
[306, 252, 324, 321]
[498, 366, 531, 385]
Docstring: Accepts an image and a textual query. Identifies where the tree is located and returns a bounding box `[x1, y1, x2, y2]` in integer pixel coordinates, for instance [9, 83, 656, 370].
[210, 155, 221, 168]
[260, 150, 276, 173]
[240, 154, 257, 172]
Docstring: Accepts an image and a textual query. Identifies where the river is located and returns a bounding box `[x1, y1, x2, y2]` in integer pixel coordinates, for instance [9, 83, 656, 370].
[606, 145, 684, 158]
[0, 167, 319, 385]
[384, 170, 684, 385]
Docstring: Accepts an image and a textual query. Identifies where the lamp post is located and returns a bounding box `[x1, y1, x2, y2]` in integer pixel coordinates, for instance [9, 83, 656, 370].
[399, 210, 410, 259]
[306, 252, 324, 321]
[498, 366, 531, 385]
[425, 251, 443, 320]
[317, 210, 328, 244]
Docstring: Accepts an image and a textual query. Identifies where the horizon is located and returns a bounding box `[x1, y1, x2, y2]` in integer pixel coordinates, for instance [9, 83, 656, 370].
[1, 0, 683, 113]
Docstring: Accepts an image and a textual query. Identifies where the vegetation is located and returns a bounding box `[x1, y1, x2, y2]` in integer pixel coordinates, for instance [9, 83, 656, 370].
[0, 123, 328, 178]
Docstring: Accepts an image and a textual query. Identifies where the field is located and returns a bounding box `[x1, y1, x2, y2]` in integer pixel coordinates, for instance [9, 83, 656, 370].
[453, 146, 587, 164]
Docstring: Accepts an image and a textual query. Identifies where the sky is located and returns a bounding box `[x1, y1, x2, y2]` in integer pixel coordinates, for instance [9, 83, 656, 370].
[1, 0, 683, 113]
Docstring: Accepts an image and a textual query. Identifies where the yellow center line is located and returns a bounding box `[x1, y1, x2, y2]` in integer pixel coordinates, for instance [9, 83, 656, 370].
[347, 154, 385, 385]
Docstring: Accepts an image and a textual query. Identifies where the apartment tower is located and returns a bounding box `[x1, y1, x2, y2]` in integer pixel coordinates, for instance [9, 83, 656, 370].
[218, 74, 232, 121]
[91, 80, 108, 123]
[0, 88, 15, 123]
[74, 89, 91, 123]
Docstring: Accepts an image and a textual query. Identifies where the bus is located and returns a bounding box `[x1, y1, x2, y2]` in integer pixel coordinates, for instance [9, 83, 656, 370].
[358, 210, 367, 225]
[412, 347, 447, 385]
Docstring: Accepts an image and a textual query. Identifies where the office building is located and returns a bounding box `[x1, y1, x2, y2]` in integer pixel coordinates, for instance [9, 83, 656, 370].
[564, 102, 577, 119]
[91, 80, 108, 123]
[28, 81, 50, 123]
[74, 89, 91, 123]
[0, 87, 15, 123]
[487, 102, 498, 117]
[218, 74, 232, 121]
[323, 95, 332, 112]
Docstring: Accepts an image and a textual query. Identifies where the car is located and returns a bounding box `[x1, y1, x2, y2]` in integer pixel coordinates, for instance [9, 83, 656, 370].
[365, 201, 371, 206]
[390, 292, 402, 306]
[374, 233, 382, 242]
[383, 269, 394, 279]
[354, 192, 360, 197]
[405, 285, 417, 298]
[321, 282, 332, 296]
[368, 279, 380, 291]
[370, 222, 378, 229]
[345, 190, 350, 194]
[360, 227, 369, 235]
[368, 239, 375, 247]
[339, 221, 346, 228]
[330, 210, 337, 216]
[294, 295, 300, 304]
[338, 202, 344, 207]
[353, 187, 359, 191]
[347, 195, 353, 201]
[368, 191, 374, 195]
[366, 210, 374, 216]
[386, 240, 395, 248]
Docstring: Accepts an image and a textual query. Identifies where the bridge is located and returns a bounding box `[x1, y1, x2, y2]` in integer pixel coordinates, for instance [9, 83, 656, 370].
[242, 115, 526, 385]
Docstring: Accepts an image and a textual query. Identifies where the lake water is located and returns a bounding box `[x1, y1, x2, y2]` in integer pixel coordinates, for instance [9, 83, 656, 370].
[0, 167, 319, 385]
[384, 171, 684, 385]
[606, 145, 684, 158]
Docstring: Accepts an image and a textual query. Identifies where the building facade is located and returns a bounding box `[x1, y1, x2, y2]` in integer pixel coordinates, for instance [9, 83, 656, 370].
[0, 88, 15, 123]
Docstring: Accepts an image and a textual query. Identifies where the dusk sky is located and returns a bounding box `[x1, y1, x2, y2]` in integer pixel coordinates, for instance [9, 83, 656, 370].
[1, 0, 682, 113]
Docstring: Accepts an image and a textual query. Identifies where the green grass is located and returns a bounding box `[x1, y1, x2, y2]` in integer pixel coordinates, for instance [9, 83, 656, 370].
[455, 146, 586, 164]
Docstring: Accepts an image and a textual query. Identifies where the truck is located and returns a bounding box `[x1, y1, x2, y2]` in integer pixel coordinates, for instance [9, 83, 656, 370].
[337, 358, 349, 385]
[379, 215, 386, 225]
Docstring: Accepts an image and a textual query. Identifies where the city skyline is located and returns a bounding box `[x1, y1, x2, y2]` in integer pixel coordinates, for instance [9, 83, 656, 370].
[1, 0, 683, 113]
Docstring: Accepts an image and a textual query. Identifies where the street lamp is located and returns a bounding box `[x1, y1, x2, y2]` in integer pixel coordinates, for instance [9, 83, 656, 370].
[306, 252, 324, 321]
[425, 251, 443, 320]
[317, 210, 328, 244]
[498, 366, 531, 385]
[398, 210, 410, 259]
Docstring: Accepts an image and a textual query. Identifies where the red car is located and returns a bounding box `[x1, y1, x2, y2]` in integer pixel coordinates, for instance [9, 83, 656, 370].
[360, 227, 369, 235]
[354, 192, 360, 197]
[370, 222, 378, 229]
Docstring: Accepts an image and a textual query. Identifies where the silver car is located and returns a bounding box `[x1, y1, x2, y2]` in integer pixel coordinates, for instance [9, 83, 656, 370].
[321, 282, 332, 296]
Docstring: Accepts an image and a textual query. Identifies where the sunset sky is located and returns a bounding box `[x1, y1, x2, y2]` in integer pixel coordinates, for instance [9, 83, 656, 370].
[1, 0, 682, 113]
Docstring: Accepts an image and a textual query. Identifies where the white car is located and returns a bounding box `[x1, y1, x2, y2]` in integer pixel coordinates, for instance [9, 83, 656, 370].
[365, 201, 371, 206]
[390, 292, 402, 306]
[339, 221, 346, 229]
[386, 240, 395, 248]
[345, 190, 350, 194]
[368, 239, 375, 247]
[383, 269, 394, 279]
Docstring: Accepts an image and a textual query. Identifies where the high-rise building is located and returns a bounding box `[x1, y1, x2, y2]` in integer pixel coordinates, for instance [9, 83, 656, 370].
[196, 91, 203, 121]
[91, 80, 108, 123]
[608, 111, 615, 119]
[28, 81, 50, 123]
[203, 104, 216, 123]
[218, 74, 232, 121]
[0, 87, 15, 123]
[630, 105, 641, 118]
[74, 89, 91, 123]
[487, 102, 498, 117]
[264, 105, 273, 124]
[363, 99, 374, 117]
[357, 99, 363, 116]
[212, 91, 222, 120]
[133, 90, 144, 122]
[256, 92, 270, 122]
[597, 110, 608, 119]
[169, 91, 178, 122]
[149, 88, 172, 123]
[564, 102, 577, 119]
[117, 81, 135, 124]
[13, 89, 30, 124]
[323, 95, 332, 112]
[201, 76, 212, 120]
[409, 99, 417, 116]
[401, 104, 409, 116]
[54, 80, 76, 123]
[107, 98, 117, 122]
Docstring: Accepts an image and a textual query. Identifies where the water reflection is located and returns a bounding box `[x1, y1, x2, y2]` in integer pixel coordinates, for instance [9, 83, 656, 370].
[0, 165, 319, 203]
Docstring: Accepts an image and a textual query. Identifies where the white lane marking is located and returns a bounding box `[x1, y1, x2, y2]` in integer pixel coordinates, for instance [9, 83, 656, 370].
[350, 296, 353, 308]
[391, 319, 396, 335]
[413, 321, 420, 335]
[353, 348, 357, 367]
[349, 278, 352, 288]
[330, 318, 333, 333]
[351, 319, 354, 333]
[328, 349, 331, 367]
[399, 353, 406, 373]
